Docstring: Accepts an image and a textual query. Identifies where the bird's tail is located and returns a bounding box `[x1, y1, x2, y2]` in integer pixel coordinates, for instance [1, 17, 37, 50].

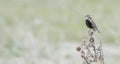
[96, 28, 101, 33]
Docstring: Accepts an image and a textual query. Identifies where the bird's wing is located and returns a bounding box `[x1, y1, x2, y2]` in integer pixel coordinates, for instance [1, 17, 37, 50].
[91, 19, 101, 33]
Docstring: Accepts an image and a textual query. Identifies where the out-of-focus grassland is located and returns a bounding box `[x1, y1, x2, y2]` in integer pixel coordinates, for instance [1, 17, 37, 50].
[0, 0, 120, 64]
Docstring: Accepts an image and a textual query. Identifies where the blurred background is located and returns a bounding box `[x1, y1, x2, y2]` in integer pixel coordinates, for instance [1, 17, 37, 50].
[0, 0, 120, 64]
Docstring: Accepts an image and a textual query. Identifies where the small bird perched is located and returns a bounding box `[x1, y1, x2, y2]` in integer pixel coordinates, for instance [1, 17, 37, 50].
[85, 15, 100, 33]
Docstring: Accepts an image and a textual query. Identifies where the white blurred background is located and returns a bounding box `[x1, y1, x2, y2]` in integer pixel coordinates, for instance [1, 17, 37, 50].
[0, 0, 120, 64]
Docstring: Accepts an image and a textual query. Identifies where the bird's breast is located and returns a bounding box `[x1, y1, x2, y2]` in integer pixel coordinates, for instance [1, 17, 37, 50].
[85, 19, 94, 29]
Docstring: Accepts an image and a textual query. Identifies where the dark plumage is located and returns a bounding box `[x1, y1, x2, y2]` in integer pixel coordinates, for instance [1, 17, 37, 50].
[85, 19, 94, 29]
[85, 15, 100, 33]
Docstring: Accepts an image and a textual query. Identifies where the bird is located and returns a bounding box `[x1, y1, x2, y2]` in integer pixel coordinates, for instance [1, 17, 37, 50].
[85, 15, 100, 33]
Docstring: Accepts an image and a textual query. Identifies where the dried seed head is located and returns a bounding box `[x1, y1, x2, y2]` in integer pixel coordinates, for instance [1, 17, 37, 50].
[81, 55, 85, 58]
[89, 37, 94, 42]
[76, 46, 81, 52]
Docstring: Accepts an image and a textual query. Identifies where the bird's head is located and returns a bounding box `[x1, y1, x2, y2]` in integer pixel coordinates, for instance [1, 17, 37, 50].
[85, 15, 92, 20]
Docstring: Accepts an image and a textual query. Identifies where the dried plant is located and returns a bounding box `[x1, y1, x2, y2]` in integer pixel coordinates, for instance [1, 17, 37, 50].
[76, 30, 104, 64]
